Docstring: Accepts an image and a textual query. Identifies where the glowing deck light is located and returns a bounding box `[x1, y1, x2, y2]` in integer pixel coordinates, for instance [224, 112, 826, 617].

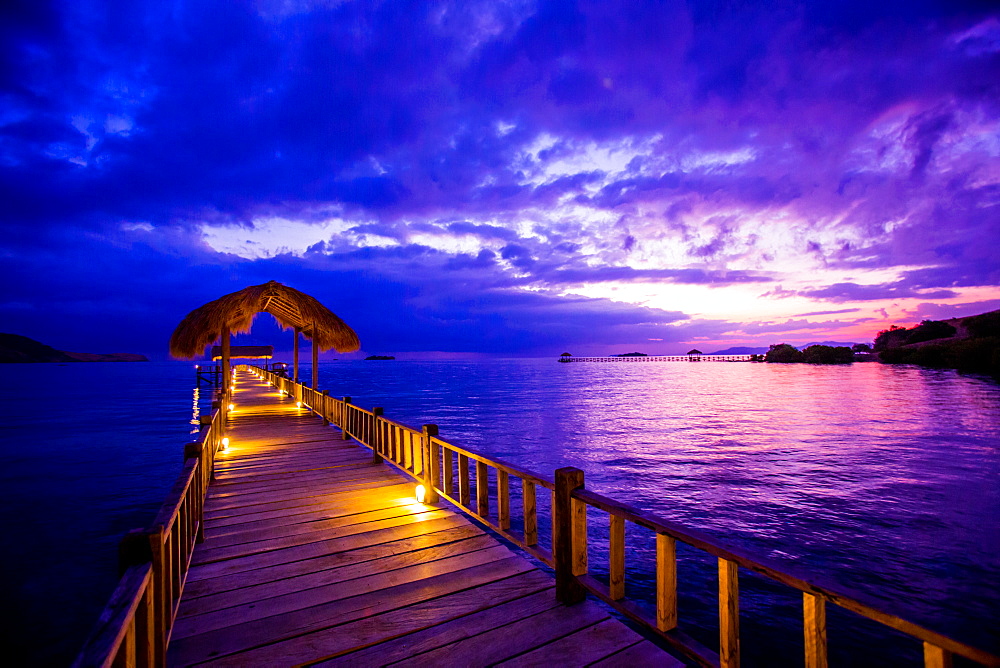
[296, 401, 302, 408]
[228, 403, 235, 411]
[415, 484, 427, 503]
[221, 437, 230, 451]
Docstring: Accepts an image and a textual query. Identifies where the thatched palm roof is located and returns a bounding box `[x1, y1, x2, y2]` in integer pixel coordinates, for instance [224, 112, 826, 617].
[170, 281, 360, 359]
[687, 349, 703, 355]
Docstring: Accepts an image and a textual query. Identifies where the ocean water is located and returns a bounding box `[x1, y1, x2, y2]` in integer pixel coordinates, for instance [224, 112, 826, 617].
[1, 359, 998, 666]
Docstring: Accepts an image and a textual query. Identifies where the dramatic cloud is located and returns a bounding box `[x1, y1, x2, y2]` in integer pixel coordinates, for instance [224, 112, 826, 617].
[1, 0, 998, 356]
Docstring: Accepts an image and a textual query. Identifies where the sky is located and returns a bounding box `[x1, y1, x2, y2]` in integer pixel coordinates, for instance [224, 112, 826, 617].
[1, 0, 999, 359]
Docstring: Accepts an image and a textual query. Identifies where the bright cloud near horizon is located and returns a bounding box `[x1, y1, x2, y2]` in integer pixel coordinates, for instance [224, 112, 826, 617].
[1, 1, 998, 357]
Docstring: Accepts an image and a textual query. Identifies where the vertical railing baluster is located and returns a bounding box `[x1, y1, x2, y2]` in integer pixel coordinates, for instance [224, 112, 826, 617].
[342, 397, 351, 439]
[372, 408, 384, 463]
[459, 454, 471, 506]
[719, 558, 740, 668]
[476, 461, 489, 517]
[498, 470, 511, 530]
[609, 514, 625, 600]
[148, 526, 166, 665]
[656, 533, 678, 631]
[136, 574, 155, 668]
[804, 592, 828, 668]
[923, 643, 953, 668]
[444, 447, 454, 496]
[523, 480, 537, 546]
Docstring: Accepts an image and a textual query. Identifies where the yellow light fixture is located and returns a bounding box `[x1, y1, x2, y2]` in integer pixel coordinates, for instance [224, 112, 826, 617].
[415, 484, 427, 503]
[221, 437, 230, 451]
[296, 401, 302, 408]
[228, 403, 235, 411]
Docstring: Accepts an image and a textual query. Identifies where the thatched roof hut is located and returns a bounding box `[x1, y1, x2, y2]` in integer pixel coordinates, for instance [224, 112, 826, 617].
[170, 281, 360, 359]
[687, 349, 703, 355]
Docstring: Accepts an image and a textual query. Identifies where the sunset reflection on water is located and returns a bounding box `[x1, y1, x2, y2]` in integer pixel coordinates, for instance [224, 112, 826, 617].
[320, 359, 999, 665]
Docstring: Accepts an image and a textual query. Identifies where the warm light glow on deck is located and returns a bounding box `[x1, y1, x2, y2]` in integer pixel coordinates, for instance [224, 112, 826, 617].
[221, 437, 229, 451]
[228, 403, 235, 411]
[415, 484, 427, 503]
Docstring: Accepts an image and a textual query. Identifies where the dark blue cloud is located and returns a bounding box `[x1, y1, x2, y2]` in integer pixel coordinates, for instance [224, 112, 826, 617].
[1, 0, 997, 354]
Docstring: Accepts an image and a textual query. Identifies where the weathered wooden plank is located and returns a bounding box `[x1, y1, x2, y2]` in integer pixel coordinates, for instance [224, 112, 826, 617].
[173, 544, 515, 639]
[590, 640, 686, 667]
[185, 515, 471, 582]
[203, 483, 416, 527]
[183, 525, 484, 600]
[179, 534, 497, 616]
[496, 617, 646, 667]
[211, 572, 556, 668]
[203, 476, 409, 517]
[203, 493, 420, 539]
[207, 465, 391, 499]
[191, 509, 452, 565]
[203, 473, 403, 512]
[168, 555, 535, 665]
[202, 502, 431, 550]
[395, 599, 610, 666]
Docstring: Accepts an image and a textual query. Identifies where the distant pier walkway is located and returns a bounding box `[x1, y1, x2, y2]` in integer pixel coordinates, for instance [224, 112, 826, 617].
[561, 355, 756, 363]
[167, 370, 680, 666]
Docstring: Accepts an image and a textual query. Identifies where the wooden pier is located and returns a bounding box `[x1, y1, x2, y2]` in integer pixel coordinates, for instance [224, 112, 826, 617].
[76, 366, 1000, 668]
[165, 371, 678, 666]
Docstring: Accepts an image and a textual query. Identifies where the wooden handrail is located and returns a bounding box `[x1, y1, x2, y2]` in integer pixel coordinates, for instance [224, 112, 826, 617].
[74, 385, 228, 668]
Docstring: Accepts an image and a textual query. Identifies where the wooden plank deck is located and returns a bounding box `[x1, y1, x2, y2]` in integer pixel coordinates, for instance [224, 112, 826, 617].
[167, 370, 683, 667]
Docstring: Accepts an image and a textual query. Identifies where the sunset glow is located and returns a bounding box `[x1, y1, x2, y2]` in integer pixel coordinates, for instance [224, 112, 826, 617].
[2, 2, 998, 356]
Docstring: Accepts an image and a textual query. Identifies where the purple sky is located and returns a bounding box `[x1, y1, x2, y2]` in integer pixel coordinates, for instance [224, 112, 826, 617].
[2, 1, 999, 358]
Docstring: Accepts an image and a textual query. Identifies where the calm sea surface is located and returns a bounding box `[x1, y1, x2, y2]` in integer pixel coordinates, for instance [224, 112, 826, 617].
[2, 360, 998, 666]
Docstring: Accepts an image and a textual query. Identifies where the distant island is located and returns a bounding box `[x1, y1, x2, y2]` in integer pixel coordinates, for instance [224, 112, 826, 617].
[613, 352, 648, 357]
[0, 333, 148, 363]
[364, 355, 396, 360]
[874, 309, 999, 376]
[765, 343, 856, 364]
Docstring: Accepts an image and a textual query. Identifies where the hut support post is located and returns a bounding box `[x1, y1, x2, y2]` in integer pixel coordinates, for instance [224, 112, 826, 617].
[221, 326, 231, 394]
[311, 326, 319, 389]
[293, 327, 300, 384]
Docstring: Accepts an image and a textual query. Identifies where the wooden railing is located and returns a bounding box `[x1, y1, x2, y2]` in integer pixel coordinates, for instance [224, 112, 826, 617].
[250, 366, 999, 668]
[73, 386, 230, 668]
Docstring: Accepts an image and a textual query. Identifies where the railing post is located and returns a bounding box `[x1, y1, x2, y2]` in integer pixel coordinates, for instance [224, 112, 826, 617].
[184, 441, 205, 543]
[117, 528, 154, 666]
[342, 397, 352, 440]
[372, 408, 384, 463]
[322, 390, 330, 426]
[554, 467, 586, 605]
[719, 557, 740, 668]
[422, 424, 440, 503]
[147, 525, 167, 666]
